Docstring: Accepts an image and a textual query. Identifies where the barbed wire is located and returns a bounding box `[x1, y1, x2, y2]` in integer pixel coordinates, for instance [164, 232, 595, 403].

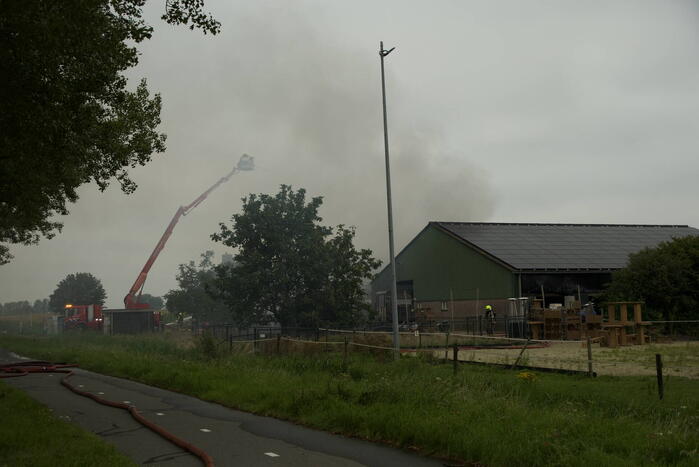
[226, 337, 279, 344]
[319, 328, 584, 344]
[283, 337, 344, 346]
[205, 330, 698, 376]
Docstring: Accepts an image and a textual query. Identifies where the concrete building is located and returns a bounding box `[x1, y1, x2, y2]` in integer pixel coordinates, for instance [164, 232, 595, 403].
[371, 222, 699, 324]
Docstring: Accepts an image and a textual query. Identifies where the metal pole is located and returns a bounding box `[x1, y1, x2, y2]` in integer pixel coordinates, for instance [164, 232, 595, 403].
[380, 41, 400, 358]
[541, 285, 546, 309]
[403, 289, 409, 325]
[475, 287, 480, 317]
[450, 288, 455, 331]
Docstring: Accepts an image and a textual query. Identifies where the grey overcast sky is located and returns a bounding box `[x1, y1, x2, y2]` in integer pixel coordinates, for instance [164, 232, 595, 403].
[2, 0, 699, 308]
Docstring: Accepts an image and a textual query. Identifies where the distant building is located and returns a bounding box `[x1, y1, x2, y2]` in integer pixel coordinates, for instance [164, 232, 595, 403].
[371, 222, 699, 323]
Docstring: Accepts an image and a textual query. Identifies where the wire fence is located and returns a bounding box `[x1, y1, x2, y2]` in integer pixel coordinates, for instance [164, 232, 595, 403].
[1, 315, 696, 380]
[196, 324, 699, 380]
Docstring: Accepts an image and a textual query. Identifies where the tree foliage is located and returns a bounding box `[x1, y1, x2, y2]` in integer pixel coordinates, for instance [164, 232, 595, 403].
[137, 293, 164, 310]
[0, 301, 30, 315]
[165, 251, 228, 323]
[605, 236, 699, 321]
[211, 185, 381, 329]
[48, 273, 107, 312]
[0, 0, 220, 264]
[0, 299, 48, 315]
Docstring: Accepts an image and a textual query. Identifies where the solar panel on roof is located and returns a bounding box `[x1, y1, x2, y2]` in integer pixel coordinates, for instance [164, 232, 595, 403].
[436, 222, 699, 271]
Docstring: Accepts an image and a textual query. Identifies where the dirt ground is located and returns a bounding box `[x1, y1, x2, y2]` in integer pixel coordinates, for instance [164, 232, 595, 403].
[451, 340, 699, 378]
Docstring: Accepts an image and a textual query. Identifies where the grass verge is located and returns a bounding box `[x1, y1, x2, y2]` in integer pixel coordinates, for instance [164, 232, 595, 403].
[1, 333, 698, 466]
[0, 379, 135, 467]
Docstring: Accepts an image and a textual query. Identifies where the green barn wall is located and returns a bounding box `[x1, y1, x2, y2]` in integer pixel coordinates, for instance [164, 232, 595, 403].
[372, 224, 517, 301]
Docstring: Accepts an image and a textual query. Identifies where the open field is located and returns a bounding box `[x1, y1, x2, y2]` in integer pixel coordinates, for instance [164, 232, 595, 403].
[320, 330, 699, 378]
[0, 312, 51, 323]
[449, 341, 699, 378]
[1, 333, 698, 466]
[0, 313, 51, 335]
[0, 379, 135, 467]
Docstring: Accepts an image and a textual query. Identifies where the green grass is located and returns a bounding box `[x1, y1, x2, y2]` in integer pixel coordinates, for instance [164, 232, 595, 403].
[597, 342, 699, 366]
[1, 334, 698, 466]
[0, 379, 135, 467]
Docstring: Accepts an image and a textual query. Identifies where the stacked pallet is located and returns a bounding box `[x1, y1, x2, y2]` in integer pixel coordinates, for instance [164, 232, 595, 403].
[600, 302, 650, 347]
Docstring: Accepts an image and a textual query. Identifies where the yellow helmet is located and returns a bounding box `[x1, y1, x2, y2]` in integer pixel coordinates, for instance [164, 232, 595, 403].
[485, 305, 492, 311]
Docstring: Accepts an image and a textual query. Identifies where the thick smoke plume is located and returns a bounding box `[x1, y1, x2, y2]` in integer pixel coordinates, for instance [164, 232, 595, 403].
[157, 2, 495, 263]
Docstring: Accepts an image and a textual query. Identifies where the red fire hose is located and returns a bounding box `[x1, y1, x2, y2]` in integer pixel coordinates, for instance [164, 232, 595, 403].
[0, 361, 214, 467]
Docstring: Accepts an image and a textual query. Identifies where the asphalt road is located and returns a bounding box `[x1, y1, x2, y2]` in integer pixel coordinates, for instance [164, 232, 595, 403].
[1, 349, 444, 467]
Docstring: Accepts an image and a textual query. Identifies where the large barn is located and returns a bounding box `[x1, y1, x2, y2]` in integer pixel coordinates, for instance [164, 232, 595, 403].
[371, 222, 699, 324]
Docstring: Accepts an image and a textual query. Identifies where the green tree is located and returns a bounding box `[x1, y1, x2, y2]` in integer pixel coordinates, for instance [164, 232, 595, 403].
[32, 298, 49, 315]
[49, 273, 107, 312]
[165, 251, 228, 323]
[0, 301, 32, 315]
[321, 225, 381, 326]
[605, 236, 699, 321]
[0, 0, 220, 264]
[138, 293, 164, 310]
[211, 185, 381, 329]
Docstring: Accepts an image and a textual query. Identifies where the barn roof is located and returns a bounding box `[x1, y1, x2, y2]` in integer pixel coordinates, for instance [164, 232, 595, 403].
[434, 222, 699, 272]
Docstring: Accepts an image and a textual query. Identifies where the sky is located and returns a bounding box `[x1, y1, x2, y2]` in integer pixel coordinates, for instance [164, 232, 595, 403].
[2, 0, 699, 308]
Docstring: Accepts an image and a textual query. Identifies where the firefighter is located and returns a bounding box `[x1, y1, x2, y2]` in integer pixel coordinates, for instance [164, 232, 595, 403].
[484, 304, 496, 335]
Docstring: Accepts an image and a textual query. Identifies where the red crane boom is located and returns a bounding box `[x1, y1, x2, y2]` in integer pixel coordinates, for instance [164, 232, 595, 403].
[124, 154, 254, 309]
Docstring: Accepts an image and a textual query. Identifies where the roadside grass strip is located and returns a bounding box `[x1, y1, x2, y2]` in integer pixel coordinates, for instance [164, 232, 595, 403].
[0, 379, 135, 467]
[1, 334, 698, 467]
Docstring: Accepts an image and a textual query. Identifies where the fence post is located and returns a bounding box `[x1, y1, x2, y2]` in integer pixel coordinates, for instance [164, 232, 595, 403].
[277, 335, 281, 355]
[228, 334, 232, 353]
[453, 343, 458, 375]
[253, 330, 257, 354]
[587, 337, 593, 377]
[316, 328, 320, 342]
[343, 337, 348, 371]
[418, 332, 422, 349]
[511, 338, 531, 369]
[445, 332, 450, 360]
[656, 353, 664, 400]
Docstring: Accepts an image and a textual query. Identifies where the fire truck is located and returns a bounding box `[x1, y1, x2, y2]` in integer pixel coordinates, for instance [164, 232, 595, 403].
[63, 304, 104, 331]
[122, 154, 254, 317]
[60, 155, 253, 333]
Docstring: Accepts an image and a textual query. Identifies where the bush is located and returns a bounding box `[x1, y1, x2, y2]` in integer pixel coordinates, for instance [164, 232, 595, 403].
[195, 332, 220, 360]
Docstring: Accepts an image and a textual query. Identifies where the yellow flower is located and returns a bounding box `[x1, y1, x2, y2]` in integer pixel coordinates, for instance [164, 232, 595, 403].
[517, 371, 537, 381]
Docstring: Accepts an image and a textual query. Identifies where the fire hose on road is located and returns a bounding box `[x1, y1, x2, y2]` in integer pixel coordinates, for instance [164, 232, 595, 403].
[0, 361, 214, 467]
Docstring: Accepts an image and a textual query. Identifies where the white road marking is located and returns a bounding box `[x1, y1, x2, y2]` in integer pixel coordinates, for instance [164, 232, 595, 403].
[78, 385, 84, 388]
[200, 428, 212, 433]
[155, 412, 165, 416]
[123, 401, 131, 404]
[97, 392, 105, 395]
[264, 452, 280, 457]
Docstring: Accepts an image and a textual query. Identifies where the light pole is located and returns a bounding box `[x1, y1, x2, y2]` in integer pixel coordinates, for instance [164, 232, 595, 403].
[379, 41, 400, 357]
